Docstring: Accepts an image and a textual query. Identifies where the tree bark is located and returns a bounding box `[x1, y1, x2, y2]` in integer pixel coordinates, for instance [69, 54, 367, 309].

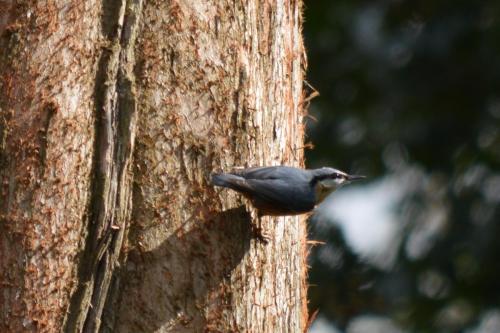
[0, 1, 307, 332]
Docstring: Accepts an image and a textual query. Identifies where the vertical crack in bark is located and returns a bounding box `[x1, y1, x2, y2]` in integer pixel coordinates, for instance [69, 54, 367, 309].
[63, 0, 143, 332]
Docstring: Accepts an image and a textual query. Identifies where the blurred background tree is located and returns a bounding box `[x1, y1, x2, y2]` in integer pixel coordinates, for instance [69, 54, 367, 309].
[304, 1, 500, 332]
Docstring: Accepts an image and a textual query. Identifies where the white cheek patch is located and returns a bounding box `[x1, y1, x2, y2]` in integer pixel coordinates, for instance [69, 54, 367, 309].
[321, 178, 338, 187]
[321, 178, 346, 188]
[320, 177, 348, 189]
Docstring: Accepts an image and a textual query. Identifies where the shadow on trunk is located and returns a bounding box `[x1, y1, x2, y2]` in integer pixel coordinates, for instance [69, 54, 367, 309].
[106, 206, 252, 332]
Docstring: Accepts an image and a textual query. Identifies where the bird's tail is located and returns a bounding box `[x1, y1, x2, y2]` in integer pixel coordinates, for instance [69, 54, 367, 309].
[211, 173, 242, 188]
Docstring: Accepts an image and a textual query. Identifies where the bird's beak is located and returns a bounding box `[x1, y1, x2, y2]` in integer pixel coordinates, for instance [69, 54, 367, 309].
[346, 174, 366, 182]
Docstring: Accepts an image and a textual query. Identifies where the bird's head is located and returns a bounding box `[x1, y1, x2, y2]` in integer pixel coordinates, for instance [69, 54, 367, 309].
[312, 167, 365, 203]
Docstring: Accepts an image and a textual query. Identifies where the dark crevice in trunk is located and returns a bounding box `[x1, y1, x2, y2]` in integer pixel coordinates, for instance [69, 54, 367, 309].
[63, 0, 142, 332]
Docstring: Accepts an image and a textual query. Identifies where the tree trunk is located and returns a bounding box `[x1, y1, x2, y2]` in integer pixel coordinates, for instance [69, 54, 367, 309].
[0, 1, 307, 332]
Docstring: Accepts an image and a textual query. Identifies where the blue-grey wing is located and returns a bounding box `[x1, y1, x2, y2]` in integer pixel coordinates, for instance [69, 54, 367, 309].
[231, 166, 311, 181]
[245, 178, 315, 213]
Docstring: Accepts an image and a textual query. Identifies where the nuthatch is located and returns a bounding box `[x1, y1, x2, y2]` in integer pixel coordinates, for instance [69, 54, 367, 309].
[212, 166, 365, 216]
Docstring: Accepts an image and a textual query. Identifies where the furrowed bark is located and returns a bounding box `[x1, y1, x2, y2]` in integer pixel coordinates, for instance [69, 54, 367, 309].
[0, 2, 102, 332]
[106, 1, 308, 332]
[0, 1, 307, 332]
[64, 0, 142, 332]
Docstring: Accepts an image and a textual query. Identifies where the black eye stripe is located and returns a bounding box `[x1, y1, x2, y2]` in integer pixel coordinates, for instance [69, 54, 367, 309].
[314, 173, 344, 182]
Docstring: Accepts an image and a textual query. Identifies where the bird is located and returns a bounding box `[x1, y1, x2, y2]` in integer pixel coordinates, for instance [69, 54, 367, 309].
[211, 166, 365, 216]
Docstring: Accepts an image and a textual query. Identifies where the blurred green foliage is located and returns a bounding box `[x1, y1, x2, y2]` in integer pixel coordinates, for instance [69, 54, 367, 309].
[304, 1, 500, 331]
